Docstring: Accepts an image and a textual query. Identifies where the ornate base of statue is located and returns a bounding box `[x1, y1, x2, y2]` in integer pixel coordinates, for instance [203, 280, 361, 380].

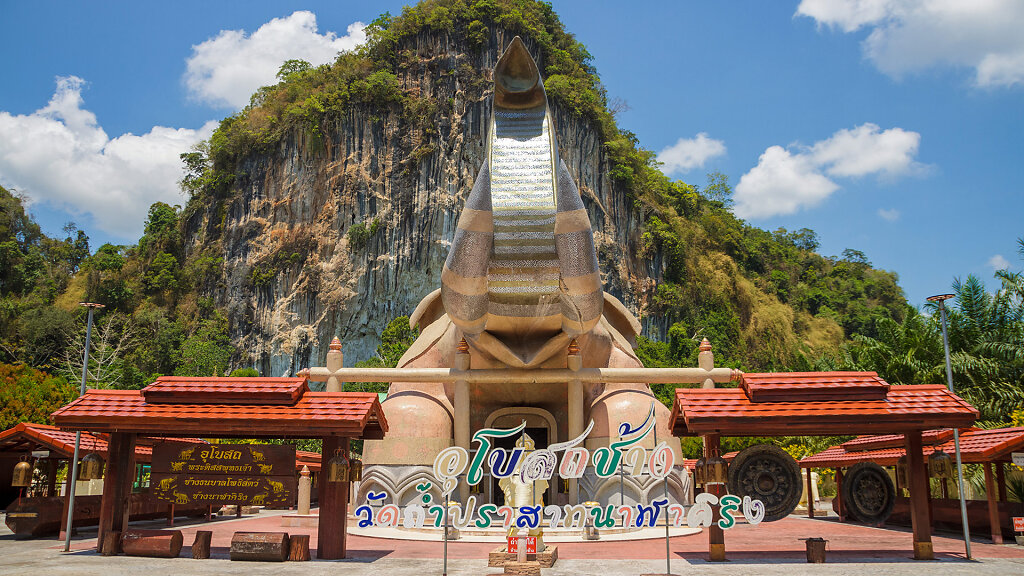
[488, 545, 558, 569]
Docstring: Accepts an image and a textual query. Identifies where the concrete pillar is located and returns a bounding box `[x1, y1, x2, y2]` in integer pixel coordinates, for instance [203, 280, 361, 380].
[904, 430, 933, 560]
[454, 339, 471, 503]
[567, 339, 583, 504]
[698, 338, 715, 388]
[326, 337, 344, 392]
[298, 465, 312, 516]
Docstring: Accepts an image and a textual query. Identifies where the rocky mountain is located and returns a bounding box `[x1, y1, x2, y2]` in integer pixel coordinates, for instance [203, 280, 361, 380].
[184, 40, 652, 375]
[178, 1, 905, 377]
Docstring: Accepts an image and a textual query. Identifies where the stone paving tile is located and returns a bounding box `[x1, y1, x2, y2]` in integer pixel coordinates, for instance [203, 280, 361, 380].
[5, 508, 1024, 575]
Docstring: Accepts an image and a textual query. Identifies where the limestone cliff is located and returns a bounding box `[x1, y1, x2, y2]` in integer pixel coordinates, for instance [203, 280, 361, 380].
[182, 31, 656, 377]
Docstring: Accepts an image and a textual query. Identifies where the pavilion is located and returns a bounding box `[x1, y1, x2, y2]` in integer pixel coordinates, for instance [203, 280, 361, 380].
[48, 376, 387, 559]
[801, 426, 1024, 543]
[669, 371, 979, 560]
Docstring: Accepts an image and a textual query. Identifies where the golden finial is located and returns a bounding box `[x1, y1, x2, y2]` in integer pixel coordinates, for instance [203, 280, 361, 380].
[515, 433, 536, 451]
[329, 337, 343, 351]
[568, 338, 580, 356]
[699, 338, 712, 352]
[457, 338, 470, 354]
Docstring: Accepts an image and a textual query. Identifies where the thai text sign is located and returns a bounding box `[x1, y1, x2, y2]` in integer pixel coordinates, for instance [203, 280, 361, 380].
[1014, 517, 1024, 532]
[152, 443, 294, 475]
[152, 443, 296, 507]
[355, 406, 765, 532]
[507, 536, 537, 554]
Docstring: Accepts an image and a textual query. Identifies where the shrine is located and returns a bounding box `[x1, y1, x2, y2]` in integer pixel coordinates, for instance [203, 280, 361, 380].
[7, 32, 1005, 571]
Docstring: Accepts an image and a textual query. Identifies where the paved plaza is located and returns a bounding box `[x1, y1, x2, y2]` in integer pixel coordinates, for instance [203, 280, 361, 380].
[3, 508, 1024, 575]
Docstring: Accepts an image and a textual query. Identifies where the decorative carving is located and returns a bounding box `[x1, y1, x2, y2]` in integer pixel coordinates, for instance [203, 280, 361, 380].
[726, 444, 801, 522]
[841, 462, 896, 526]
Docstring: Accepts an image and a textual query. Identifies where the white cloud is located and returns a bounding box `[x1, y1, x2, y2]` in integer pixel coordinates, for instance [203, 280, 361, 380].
[184, 11, 366, 109]
[797, 0, 1024, 88]
[0, 76, 216, 239]
[988, 254, 1010, 270]
[878, 208, 901, 221]
[810, 123, 921, 178]
[734, 123, 922, 219]
[656, 133, 726, 175]
[734, 146, 839, 219]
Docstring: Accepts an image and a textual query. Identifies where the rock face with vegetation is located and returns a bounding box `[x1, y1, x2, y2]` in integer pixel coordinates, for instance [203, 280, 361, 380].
[180, 27, 647, 375]
[176, 0, 906, 376]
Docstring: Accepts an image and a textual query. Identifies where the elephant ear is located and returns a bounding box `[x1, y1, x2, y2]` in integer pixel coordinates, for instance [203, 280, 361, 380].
[409, 289, 445, 330]
[602, 292, 642, 348]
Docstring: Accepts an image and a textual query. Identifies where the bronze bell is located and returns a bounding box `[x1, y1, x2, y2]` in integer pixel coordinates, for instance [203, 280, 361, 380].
[349, 458, 363, 481]
[895, 455, 908, 490]
[12, 458, 33, 487]
[80, 453, 105, 481]
[694, 457, 706, 486]
[327, 451, 350, 483]
[706, 454, 729, 484]
[928, 449, 954, 479]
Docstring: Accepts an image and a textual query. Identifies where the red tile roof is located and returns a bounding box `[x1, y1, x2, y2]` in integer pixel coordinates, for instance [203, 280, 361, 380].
[841, 428, 956, 451]
[670, 376, 978, 437]
[142, 376, 308, 405]
[741, 371, 889, 402]
[0, 422, 205, 462]
[800, 427, 1024, 467]
[296, 450, 323, 472]
[51, 389, 387, 439]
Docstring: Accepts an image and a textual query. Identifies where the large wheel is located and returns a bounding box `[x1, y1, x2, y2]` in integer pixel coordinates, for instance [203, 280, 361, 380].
[841, 462, 895, 526]
[727, 444, 802, 522]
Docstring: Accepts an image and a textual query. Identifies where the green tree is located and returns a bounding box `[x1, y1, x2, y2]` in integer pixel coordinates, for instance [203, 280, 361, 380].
[144, 252, 180, 292]
[175, 314, 233, 377]
[277, 59, 312, 81]
[0, 363, 76, 429]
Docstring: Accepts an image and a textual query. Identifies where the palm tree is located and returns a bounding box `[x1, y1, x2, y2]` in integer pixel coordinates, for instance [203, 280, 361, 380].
[827, 236, 1024, 424]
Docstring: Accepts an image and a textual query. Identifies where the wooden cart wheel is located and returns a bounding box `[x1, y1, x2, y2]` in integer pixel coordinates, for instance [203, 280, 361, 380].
[727, 444, 802, 522]
[840, 461, 895, 526]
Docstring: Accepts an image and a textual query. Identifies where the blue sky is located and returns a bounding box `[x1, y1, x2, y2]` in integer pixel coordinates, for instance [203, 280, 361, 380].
[1, 1, 1021, 308]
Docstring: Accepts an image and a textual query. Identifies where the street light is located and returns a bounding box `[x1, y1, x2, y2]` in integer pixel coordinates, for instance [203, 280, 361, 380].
[927, 293, 971, 560]
[63, 302, 104, 553]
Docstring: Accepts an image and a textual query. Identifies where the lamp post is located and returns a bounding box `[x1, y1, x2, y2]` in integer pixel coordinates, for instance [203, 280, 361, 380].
[63, 302, 104, 552]
[928, 293, 971, 560]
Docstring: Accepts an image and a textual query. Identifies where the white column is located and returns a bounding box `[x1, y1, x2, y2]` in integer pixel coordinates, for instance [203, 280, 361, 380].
[298, 465, 312, 515]
[567, 339, 583, 504]
[326, 337, 344, 392]
[454, 339, 471, 503]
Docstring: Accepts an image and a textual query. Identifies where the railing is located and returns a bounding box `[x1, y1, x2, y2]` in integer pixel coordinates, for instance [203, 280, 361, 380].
[299, 366, 741, 385]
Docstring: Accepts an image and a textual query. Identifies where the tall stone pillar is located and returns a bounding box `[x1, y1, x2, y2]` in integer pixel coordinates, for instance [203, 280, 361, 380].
[298, 465, 312, 516]
[326, 337, 344, 392]
[567, 339, 583, 504]
[454, 339, 471, 503]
